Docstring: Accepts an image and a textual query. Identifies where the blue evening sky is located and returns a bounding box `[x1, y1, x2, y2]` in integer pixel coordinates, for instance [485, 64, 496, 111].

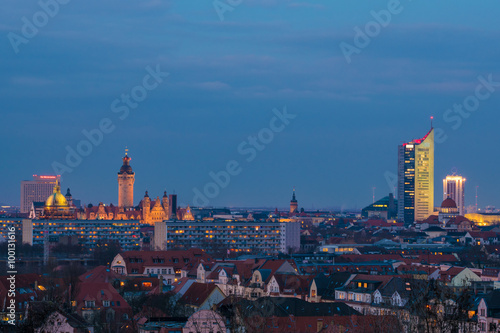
[1, 0, 499, 210]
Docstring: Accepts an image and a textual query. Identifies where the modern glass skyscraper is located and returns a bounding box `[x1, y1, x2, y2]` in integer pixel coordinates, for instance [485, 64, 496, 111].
[397, 127, 434, 223]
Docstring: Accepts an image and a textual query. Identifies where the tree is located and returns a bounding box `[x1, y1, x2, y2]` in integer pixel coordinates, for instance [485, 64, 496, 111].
[93, 239, 121, 266]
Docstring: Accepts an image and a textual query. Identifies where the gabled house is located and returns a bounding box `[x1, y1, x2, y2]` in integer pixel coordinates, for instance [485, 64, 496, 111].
[110, 249, 211, 285]
[371, 277, 427, 315]
[74, 282, 132, 326]
[247, 260, 297, 299]
[309, 272, 352, 303]
[177, 283, 226, 311]
[266, 273, 314, 299]
[334, 274, 393, 314]
[34, 310, 92, 333]
[438, 266, 482, 287]
[478, 289, 500, 332]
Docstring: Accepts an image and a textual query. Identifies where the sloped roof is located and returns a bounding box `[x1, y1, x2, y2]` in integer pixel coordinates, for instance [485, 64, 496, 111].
[235, 297, 360, 317]
[79, 266, 121, 283]
[119, 249, 212, 274]
[178, 282, 219, 307]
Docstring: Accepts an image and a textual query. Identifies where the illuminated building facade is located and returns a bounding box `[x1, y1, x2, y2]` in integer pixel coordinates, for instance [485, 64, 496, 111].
[20, 175, 61, 213]
[397, 127, 434, 223]
[118, 151, 135, 208]
[0, 218, 24, 242]
[41, 181, 75, 220]
[465, 213, 500, 227]
[154, 220, 300, 255]
[22, 219, 141, 251]
[443, 175, 466, 215]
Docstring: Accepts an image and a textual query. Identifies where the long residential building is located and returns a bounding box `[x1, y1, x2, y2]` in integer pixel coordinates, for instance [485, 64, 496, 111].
[154, 219, 300, 255]
[22, 219, 141, 251]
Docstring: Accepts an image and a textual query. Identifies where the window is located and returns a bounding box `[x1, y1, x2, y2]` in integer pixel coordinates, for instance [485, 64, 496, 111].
[85, 301, 95, 308]
[481, 309, 485, 316]
[103, 300, 110, 307]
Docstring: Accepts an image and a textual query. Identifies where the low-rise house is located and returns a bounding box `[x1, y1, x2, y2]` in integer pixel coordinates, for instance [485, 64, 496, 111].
[110, 249, 211, 285]
[335, 274, 393, 314]
[0, 273, 44, 322]
[183, 310, 227, 333]
[34, 310, 92, 333]
[438, 267, 482, 287]
[266, 273, 314, 299]
[177, 283, 226, 311]
[371, 277, 427, 315]
[309, 272, 352, 303]
[74, 282, 132, 327]
[478, 290, 500, 332]
[482, 267, 500, 282]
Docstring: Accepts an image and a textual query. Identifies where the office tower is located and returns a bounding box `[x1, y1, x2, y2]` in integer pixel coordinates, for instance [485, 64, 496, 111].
[397, 127, 434, 223]
[20, 175, 61, 213]
[118, 150, 135, 208]
[443, 175, 466, 215]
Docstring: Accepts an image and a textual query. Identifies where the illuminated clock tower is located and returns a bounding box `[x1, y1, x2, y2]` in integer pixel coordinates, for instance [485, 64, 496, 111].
[118, 149, 135, 208]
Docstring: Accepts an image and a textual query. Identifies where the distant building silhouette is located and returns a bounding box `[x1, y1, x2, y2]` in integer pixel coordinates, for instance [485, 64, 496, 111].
[290, 188, 298, 213]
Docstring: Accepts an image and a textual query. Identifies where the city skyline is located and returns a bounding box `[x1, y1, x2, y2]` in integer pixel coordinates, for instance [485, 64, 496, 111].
[7, 129, 493, 212]
[2, 1, 500, 209]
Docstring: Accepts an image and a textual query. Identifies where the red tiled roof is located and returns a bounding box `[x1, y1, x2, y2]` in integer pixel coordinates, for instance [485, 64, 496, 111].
[75, 282, 131, 316]
[79, 266, 121, 283]
[178, 282, 219, 307]
[119, 249, 212, 274]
